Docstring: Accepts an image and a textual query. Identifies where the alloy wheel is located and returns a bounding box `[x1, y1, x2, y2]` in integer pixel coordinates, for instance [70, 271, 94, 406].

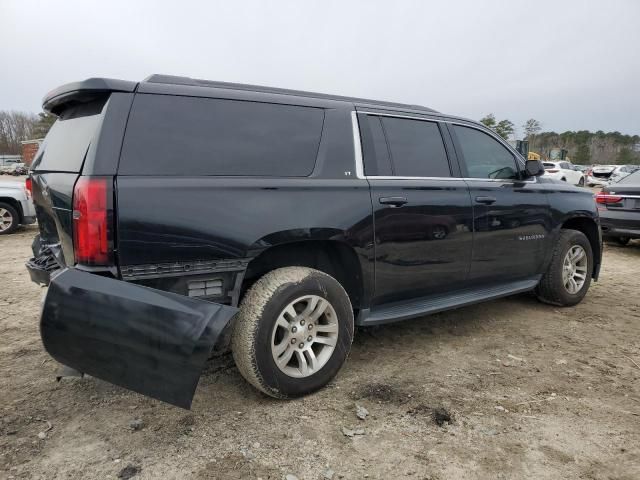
[0, 208, 14, 232]
[270, 295, 339, 378]
[562, 245, 588, 294]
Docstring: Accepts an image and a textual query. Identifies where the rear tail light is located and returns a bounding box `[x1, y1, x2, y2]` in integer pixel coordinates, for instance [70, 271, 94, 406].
[586, 168, 592, 176]
[546, 169, 559, 173]
[595, 193, 623, 204]
[25, 177, 32, 199]
[72, 176, 114, 266]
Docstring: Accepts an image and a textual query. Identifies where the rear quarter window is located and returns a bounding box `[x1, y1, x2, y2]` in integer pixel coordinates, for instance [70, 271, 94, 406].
[119, 95, 325, 176]
[32, 99, 106, 172]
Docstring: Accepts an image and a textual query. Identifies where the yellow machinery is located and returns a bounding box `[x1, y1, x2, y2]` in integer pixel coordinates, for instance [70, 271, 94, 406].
[528, 151, 541, 160]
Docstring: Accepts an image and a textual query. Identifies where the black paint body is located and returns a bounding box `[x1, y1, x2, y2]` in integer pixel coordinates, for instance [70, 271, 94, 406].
[27, 75, 603, 407]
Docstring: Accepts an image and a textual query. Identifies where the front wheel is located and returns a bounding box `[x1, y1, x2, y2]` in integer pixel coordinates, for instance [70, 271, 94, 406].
[536, 229, 593, 306]
[232, 267, 354, 398]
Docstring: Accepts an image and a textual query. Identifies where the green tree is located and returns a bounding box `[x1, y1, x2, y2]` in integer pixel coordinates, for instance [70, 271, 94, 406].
[616, 147, 639, 165]
[32, 112, 56, 138]
[479, 114, 496, 130]
[573, 143, 591, 165]
[495, 119, 515, 140]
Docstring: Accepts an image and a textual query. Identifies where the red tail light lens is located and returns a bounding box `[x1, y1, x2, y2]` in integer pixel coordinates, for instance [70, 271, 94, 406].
[546, 169, 559, 173]
[595, 193, 622, 204]
[73, 176, 113, 265]
[25, 177, 32, 198]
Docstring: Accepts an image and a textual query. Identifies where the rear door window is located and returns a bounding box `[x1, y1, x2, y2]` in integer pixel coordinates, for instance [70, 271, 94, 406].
[119, 95, 325, 176]
[32, 99, 106, 172]
[379, 117, 451, 177]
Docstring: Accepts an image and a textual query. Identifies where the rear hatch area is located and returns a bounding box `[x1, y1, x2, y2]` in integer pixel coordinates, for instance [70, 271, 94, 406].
[28, 98, 108, 274]
[27, 83, 239, 408]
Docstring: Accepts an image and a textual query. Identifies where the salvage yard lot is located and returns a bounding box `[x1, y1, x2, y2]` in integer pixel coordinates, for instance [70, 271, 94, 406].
[1, 226, 639, 480]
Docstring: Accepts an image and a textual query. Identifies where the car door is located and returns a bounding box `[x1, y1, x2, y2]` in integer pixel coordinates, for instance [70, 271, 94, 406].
[448, 123, 553, 284]
[357, 112, 474, 305]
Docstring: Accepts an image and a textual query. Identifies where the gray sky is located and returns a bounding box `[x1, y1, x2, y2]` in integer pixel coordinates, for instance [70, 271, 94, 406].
[2, 0, 639, 135]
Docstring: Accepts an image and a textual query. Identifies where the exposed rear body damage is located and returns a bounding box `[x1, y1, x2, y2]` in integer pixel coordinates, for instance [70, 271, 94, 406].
[41, 269, 237, 408]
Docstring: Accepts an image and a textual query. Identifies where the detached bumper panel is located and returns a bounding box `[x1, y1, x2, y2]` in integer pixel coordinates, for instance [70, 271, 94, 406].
[41, 268, 238, 409]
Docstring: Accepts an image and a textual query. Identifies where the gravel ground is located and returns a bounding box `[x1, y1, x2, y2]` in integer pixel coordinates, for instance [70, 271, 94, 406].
[1, 225, 639, 480]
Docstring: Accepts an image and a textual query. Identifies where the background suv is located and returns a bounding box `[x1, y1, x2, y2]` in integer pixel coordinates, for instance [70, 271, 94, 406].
[543, 161, 585, 186]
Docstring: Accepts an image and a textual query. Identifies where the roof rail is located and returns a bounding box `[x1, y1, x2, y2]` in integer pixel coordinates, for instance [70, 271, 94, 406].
[144, 74, 436, 113]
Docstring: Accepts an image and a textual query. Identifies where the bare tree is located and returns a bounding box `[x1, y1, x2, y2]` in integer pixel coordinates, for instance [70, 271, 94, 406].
[522, 119, 542, 139]
[0, 111, 38, 154]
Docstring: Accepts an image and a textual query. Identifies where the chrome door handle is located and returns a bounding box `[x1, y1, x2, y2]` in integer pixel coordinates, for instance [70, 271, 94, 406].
[379, 196, 408, 207]
[475, 196, 497, 205]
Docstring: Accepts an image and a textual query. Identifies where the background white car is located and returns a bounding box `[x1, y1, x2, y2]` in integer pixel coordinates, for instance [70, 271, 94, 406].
[586, 165, 616, 186]
[605, 165, 640, 185]
[543, 161, 585, 186]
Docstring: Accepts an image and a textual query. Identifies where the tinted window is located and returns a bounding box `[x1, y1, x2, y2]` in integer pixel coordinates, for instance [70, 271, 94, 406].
[32, 99, 106, 172]
[360, 115, 392, 176]
[453, 126, 518, 179]
[120, 95, 324, 176]
[380, 117, 451, 177]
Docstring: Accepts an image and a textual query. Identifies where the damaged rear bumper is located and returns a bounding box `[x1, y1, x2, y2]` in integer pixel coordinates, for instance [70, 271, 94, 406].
[41, 268, 237, 409]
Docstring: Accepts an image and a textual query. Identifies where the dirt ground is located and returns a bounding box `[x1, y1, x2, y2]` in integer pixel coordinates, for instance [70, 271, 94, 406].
[1, 226, 639, 480]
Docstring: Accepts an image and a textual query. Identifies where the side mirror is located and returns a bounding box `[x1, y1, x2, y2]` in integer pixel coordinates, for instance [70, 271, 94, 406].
[524, 159, 545, 177]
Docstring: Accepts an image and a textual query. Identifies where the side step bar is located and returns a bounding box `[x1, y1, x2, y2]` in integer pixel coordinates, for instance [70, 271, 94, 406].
[357, 277, 540, 326]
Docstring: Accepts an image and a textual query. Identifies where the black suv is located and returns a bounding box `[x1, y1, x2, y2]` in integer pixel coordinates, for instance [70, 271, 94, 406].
[27, 75, 602, 408]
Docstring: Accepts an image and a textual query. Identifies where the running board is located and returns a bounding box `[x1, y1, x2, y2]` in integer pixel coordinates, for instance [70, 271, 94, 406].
[357, 277, 540, 326]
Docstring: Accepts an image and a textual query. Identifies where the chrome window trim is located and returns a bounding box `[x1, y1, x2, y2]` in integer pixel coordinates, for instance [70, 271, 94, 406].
[350, 111, 365, 179]
[600, 193, 640, 199]
[352, 109, 535, 183]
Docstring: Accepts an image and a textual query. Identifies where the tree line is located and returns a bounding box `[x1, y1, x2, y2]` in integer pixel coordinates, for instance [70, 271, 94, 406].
[479, 114, 640, 165]
[0, 111, 56, 154]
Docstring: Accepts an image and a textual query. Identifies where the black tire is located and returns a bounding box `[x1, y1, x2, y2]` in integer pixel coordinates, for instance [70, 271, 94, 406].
[232, 267, 354, 398]
[0, 202, 19, 235]
[578, 177, 585, 187]
[536, 229, 593, 307]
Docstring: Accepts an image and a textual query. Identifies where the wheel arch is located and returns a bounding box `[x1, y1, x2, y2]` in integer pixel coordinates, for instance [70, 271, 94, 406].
[0, 197, 23, 223]
[241, 239, 365, 313]
[561, 216, 601, 278]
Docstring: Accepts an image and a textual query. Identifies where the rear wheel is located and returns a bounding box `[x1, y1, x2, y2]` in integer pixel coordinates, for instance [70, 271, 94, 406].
[578, 177, 585, 187]
[536, 229, 593, 306]
[232, 267, 354, 398]
[0, 202, 19, 235]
